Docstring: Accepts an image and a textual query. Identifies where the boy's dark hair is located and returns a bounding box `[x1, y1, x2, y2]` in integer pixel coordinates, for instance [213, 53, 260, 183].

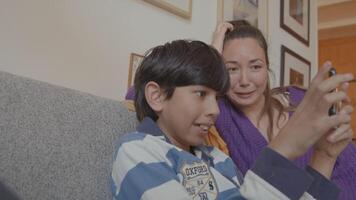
[134, 40, 230, 121]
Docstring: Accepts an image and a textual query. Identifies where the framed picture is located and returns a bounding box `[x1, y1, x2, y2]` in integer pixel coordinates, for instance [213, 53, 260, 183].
[280, 0, 310, 46]
[143, 0, 192, 19]
[280, 45, 310, 88]
[217, 0, 268, 36]
[127, 53, 144, 89]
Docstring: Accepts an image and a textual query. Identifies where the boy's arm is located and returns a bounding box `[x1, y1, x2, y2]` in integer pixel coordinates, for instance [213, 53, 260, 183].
[240, 148, 340, 200]
[305, 166, 340, 200]
[268, 62, 352, 160]
[111, 134, 190, 200]
[310, 122, 353, 178]
[256, 63, 352, 199]
[309, 83, 354, 178]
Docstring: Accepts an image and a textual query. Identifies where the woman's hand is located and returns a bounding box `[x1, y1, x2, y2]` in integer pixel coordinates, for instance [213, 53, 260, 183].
[211, 22, 233, 53]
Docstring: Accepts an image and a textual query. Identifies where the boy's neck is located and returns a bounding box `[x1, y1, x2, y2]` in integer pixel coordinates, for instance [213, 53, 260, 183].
[156, 118, 191, 152]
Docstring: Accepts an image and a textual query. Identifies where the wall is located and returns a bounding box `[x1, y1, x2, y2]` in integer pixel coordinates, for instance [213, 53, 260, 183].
[318, 0, 356, 40]
[0, 0, 216, 100]
[267, 0, 318, 87]
[0, 0, 317, 100]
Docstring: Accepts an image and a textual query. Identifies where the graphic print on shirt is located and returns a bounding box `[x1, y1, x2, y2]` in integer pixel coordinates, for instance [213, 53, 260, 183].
[181, 161, 218, 200]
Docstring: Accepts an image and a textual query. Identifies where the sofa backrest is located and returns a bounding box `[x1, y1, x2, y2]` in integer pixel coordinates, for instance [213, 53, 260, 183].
[0, 71, 137, 200]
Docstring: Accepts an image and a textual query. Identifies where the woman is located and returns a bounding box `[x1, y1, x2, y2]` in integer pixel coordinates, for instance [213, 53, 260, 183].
[207, 20, 356, 199]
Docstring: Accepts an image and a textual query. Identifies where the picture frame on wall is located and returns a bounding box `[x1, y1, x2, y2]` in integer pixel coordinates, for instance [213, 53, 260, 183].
[127, 53, 144, 90]
[142, 0, 192, 20]
[280, 45, 311, 88]
[217, 0, 268, 36]
[280, 0, 310, 46]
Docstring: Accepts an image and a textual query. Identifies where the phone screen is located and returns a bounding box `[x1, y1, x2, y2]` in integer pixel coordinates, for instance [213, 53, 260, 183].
[328, 68, 338, 116]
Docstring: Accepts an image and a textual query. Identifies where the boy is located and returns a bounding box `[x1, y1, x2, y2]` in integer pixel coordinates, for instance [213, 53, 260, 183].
[112, 40, 353, 199]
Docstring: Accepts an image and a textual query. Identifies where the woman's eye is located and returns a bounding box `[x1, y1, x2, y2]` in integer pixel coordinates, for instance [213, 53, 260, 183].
[227, 67, 239, 73]
[225, 63, 240, 74]
[251, 65, 262, 71]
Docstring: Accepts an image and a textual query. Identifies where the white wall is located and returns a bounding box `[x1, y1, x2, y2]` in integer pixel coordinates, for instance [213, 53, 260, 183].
[267, 0, 318, 87]
[0, 0, 216, 100]
[0, 0, 317, 100]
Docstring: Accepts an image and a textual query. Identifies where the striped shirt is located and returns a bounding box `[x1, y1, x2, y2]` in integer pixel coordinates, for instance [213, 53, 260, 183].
[112, 117, 339, 200]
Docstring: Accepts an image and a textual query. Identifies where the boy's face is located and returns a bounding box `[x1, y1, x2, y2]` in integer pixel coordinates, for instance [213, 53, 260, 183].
[156, 85, 220, 152]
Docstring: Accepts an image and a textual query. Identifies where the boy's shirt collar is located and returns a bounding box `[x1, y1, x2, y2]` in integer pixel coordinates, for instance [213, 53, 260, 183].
[137, 117, 174, 145]
[136, 117, 214, 163]
[136, 117, 165, 137]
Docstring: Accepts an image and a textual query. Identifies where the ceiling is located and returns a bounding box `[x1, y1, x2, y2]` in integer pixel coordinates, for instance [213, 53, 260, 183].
[318, 0, 356, 40]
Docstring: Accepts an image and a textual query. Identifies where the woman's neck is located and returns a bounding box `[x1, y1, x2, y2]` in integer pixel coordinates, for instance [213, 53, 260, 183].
[237, 95, 289, 142]
[238, 96, 266, 123]
[238, 96, 273, 141]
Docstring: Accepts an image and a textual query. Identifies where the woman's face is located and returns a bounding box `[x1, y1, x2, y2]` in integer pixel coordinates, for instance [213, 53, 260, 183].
[222, 38, 268, 108]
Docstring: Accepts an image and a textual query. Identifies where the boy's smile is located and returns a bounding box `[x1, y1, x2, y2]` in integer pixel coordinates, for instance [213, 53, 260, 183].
[156, 85, 220, 152]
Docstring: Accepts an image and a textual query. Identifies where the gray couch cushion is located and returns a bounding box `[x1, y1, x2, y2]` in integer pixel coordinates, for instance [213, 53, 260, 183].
[0, 71, 137, 200]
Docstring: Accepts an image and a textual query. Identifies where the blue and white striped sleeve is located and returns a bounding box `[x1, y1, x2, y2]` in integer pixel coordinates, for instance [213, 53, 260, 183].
[111, 133, 190, 200]
[240, 148, 339, 200]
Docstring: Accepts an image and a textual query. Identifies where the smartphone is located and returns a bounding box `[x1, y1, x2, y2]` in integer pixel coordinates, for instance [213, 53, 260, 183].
[328, 68, 338, 116]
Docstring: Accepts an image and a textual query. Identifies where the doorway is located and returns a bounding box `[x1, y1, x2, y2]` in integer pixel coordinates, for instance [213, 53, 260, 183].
[319, 36, 356, 140]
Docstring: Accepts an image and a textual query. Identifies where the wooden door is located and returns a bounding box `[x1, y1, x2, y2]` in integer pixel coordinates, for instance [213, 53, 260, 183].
[319, 36, 356, 139]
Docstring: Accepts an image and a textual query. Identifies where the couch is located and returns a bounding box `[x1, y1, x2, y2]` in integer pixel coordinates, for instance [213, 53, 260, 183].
[0, 71, 138, 200]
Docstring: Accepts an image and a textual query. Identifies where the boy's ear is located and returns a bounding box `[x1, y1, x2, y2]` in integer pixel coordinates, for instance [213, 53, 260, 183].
[144, 81, 165, 112]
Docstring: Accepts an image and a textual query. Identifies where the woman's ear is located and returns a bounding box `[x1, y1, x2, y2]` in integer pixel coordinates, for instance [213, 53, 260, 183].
[144, 81, 165, 112]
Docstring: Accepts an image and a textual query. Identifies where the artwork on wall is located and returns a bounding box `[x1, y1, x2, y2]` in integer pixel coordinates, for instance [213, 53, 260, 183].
[217, 0, 268, 36]
[142, 0, 192, 19]
[280, 0, 310, 46]
[280, 45, 310, 88]
[127, 53, 144, 90]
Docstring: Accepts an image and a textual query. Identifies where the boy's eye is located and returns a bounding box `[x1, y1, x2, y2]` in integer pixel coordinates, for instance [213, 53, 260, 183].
[196, 91, 206, 97]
